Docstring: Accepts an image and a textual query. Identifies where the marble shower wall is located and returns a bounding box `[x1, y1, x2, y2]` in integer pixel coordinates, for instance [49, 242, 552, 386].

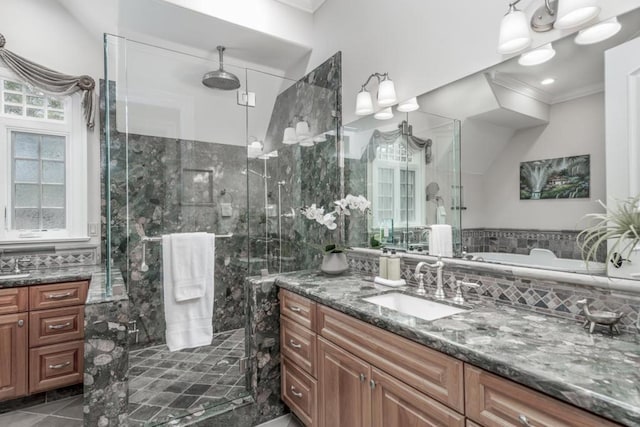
[259, 53, 343, 272]
[101, 81, 253, 345]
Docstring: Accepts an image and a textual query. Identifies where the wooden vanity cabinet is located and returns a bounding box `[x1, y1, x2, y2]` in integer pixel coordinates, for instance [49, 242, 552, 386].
[0, 280, 88, 402]
[0, 308, 28, 401]
[280, 289, 624, 427]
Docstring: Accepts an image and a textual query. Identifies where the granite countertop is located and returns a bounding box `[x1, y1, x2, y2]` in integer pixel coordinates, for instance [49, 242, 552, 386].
[271, 270, 640, 426]
[0, 265, 128, 305]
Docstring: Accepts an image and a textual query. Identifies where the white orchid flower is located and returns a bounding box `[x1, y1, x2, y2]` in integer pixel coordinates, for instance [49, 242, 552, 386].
[322, 213, 338, 230]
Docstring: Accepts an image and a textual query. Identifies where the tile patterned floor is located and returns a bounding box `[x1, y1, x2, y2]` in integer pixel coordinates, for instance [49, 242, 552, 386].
[254, 414, 304, 427]
[0, 395, 83, 427]
[128, 328, 249, 426]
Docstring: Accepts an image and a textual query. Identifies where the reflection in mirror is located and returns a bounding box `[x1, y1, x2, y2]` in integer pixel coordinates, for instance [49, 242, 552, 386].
[344, 7, 640, 279]
[344, 111, 461, 254]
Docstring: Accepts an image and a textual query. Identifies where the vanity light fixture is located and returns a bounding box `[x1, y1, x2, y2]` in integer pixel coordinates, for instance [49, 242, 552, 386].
[575, 17, 621, 45]
[282, 126, 298, 145]
[355, 72, 397, 116]
[499, 0, 601, 53]
[541, 77, 556, 85]
[397, 97, 420, 112]
[498, 0, 532, 54]
[374, 107, 394, 120]
[518, 43, 556, 66]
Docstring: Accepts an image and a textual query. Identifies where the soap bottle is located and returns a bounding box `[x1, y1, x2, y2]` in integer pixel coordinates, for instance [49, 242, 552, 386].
[379, 248, 389, 279]
[388, 249, 401, 281]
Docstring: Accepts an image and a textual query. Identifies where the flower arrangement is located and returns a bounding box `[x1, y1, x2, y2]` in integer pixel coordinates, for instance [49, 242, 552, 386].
[578, 195, 640, 267]
[301, 194, 371, 253]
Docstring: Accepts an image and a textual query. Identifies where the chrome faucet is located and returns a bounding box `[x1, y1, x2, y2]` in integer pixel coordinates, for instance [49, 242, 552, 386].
[414, 256, 445, 298]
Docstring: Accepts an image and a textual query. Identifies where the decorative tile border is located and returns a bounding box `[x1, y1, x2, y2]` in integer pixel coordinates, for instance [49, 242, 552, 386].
[0, 247, 97, 273]
[347, 251, 640, 333]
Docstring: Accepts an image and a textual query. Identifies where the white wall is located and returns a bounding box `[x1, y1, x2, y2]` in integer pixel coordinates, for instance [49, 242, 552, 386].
[466, 92, 605, 230]
[309, 0, 640, 125]
[0, 0, 103, 248]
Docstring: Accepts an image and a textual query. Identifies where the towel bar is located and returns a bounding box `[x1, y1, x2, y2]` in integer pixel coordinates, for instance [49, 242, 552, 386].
[141, 233, 233, 243]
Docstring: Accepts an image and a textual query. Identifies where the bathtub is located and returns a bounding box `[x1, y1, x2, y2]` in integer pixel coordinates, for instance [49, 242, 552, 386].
[470, 248, 606, 275]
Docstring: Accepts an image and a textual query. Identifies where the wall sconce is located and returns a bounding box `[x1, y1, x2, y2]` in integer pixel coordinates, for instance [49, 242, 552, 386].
[282, 116, 320, 146]
[575, 17, 621, 45]
[374, 107, 394, 120]
[282, 125, 297, 145]
[355, 72, 397, 116]
[518, 42, 556, 66]
[397, 97, 420, 112]
[498, 0, 601, 54]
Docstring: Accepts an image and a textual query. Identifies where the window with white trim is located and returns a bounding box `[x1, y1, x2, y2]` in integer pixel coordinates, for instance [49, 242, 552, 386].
[371, 138, 423, 228]
[0, 69, 88, 243]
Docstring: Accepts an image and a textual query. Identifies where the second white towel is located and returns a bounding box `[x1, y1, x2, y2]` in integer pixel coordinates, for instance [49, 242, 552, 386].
[429, 224, 453, 257]
[162, 233, 215, 352]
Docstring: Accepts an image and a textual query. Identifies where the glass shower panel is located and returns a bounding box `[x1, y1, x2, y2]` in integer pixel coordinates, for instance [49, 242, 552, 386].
[104, 34, 251, 426]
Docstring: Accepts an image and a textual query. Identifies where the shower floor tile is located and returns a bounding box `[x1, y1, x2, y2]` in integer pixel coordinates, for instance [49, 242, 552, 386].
[128, 328, 248, 426]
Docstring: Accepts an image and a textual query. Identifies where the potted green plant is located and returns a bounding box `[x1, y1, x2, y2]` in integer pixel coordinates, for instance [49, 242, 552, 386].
[301, 194, 371, 275]
[578, 195, 640, 273]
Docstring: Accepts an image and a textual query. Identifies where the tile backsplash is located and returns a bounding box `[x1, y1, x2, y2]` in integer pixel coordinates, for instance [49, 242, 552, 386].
[0, 247, 98, 273]
[347, 251, 640, 333]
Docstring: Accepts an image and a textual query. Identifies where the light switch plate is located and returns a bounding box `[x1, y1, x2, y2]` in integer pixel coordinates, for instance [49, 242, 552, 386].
[237, 91, 256, 107]
[88, 223, 99, 237]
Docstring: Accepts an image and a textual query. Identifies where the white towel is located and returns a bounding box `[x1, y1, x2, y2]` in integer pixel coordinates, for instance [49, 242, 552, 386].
[169, 232, 211, 301]
[429, 224, 453, 257]
[162, 233, 215, 351]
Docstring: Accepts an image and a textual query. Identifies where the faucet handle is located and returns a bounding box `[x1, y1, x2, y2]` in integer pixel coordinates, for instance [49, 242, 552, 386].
[452, 280, 479, 304]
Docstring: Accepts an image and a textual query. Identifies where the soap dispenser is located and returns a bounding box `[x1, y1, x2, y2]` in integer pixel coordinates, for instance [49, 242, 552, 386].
[379, 248, 389, 279]
[388, 249, 401, 281]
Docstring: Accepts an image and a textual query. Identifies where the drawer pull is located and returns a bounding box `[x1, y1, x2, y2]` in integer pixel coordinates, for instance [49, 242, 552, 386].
[359, 373, 366, 383]
[49, 322, 72, 330]
[47, 292, 72, 300]
[518, 415, 532, 426]
[370, 379, 376, 389]
[18, 319, 24, 327]
[289, 339, 302, 349]
[288, 305, 302, 313]
[49, 361, 71, 370]
[290, 386, 303, 398]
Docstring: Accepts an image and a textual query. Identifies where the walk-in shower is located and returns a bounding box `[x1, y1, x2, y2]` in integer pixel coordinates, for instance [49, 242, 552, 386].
[103, 34, 341, 426]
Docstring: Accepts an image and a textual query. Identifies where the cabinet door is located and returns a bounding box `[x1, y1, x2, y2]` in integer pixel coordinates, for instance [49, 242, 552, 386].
[372, 367, 465, 427]
[0, 313, 28, 401]
[318, 337, 371, 427]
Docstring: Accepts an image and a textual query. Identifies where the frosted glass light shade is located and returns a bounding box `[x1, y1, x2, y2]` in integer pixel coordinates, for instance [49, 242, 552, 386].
[397, 97, 420, 112]
[282, 127, 298, 145]
[575, 17, 621, 44]
[498, 9, 532, 54]
[295, 121, 311, 141]
[377, 79, 397, 107]
[313, 133, 327, 143]
[518, 43, 556, 66]
[355, 90, 374, 115]
[374, 107, 394, 120]
[554, 0, 600, 29]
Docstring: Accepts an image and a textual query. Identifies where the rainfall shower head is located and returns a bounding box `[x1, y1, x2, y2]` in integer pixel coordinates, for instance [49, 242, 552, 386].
[202, 46, 241, 90]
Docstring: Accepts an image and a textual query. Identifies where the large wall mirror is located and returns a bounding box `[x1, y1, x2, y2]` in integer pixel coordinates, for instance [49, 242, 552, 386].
[344, 6, 640, 281]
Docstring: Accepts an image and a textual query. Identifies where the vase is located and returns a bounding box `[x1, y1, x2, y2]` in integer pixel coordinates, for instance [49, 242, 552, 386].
[320, 252, 349, 275]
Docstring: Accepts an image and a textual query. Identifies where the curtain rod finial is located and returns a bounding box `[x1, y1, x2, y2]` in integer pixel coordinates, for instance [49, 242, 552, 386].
[0, 34, 5, 48]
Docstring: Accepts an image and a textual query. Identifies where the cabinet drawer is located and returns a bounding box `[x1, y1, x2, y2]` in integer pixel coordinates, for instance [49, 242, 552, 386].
[30, 281, 88, 311]
[280, 289, 316, 331]
[281, 315, 317, 377]
[0, 287, 28, 315]
[464, 365, 620, 427]
[282, 356, 317, 427]
[318, 304, 464, 412]
[29, 340, 83, 394]
[29, 306, 84, 347]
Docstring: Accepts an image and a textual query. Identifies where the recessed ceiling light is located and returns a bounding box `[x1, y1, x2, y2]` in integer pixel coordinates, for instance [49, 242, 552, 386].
[575, 17, 622, 45]
[541, 78, 555, 85]
[519, 43, 556, 66]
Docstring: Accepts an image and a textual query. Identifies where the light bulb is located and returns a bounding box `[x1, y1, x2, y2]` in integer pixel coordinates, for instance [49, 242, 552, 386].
[355, 90, 374, 115]
[518, 43, 556, 66]
[498, 9, 532, 54]
[575, 17, 621, 45]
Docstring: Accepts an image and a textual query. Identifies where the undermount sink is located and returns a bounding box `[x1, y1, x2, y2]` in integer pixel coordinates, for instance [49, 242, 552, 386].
[0, 273, 31, 280]
[362, 292, 468, 321]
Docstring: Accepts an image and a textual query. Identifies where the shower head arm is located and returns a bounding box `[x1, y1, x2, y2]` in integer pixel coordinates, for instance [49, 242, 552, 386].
[217, 46, 225, 70]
